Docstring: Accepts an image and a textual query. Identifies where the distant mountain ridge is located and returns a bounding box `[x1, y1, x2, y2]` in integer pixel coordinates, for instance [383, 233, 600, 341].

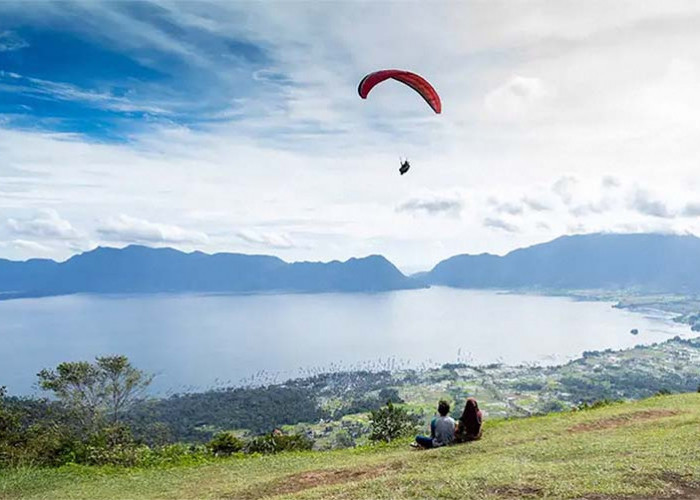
[0, 245, 423, 298]
[425, 233, 700, 292]
[4, 233, 700, 299]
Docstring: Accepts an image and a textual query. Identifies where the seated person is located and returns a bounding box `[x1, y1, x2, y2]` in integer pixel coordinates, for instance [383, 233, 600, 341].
[413, 400, 455, 448]
[454, 397, 483, 442]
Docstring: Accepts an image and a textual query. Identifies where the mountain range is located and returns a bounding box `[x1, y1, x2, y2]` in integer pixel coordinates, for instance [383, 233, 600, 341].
[0, 245, 421, 298]
[2, 233, 700, 299]
[424, 232, 700, 292]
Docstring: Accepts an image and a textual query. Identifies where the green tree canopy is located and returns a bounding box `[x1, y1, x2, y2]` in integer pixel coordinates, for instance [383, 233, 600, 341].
[37, 355, 153, 431]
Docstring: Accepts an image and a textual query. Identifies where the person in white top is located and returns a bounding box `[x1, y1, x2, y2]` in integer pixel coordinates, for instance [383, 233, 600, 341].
[413, 400, 455, 449]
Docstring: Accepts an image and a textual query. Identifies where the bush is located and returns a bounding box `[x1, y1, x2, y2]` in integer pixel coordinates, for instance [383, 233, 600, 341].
[25, 423, 86, 466]
[538, 399, 570, 414]
[2, 388, 74, 467]
[81, 424, 139, 466]
[0, 403, 83, 468]
[369, 401, 417, 443]
[575, 399, 617, 411]
[0, 387, 216, 468]
[150, 443, 210, 466]
[245, 432, 313, 454]
[84, 442, 149, 467]
[514, 380, 545, 391]
[378, 388, 404, 404]
[332, 429, 356, 449]
[89, 424, 135, 449]
[208, 432, 245, 456]
[0, 387, 23, 466]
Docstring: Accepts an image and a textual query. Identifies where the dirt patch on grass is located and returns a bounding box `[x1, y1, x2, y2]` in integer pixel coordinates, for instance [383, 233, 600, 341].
[488, 485, 543, 498]
[580, 492, 700, 500]
[235, 462, 399, 499]
[568, 410, 681, 434]
[578, 472, 700, 499]
[645, 472, 700, 500]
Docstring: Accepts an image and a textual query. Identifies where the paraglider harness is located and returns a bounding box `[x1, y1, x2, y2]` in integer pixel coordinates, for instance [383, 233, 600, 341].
[399, 158, 410, 175]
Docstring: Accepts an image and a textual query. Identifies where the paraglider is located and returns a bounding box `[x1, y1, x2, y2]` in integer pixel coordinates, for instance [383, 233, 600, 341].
[357, 69, 441, 114]
[358, 69, 441, 176]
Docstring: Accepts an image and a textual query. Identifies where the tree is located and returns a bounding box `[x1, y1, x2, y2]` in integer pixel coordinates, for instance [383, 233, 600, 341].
[37, 355, 152, 432]
[37, 361, 103, 431]
[97, 356, 154, 425]
[369, 401, 417, 443]
[0, 386, 20, 437]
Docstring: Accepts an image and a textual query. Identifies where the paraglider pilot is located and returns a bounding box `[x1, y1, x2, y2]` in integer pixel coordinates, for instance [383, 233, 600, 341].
[399, 159, 410, 175]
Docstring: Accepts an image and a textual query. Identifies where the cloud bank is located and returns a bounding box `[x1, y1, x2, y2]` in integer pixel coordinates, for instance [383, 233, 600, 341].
[0, 2, 699, 269]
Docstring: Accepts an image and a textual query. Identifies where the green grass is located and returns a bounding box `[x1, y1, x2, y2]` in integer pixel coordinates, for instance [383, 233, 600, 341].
[2, 394, 699, 499]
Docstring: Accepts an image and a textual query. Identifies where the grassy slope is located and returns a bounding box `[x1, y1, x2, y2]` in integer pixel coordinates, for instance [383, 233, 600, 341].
[2, 394, 699, 500]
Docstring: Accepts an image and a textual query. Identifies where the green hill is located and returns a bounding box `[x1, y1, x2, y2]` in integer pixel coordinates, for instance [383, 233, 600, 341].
[2, 393, 699, 499]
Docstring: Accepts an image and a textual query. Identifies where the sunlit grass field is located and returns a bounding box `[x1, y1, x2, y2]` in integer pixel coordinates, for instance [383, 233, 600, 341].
[2, 393, 699, 499]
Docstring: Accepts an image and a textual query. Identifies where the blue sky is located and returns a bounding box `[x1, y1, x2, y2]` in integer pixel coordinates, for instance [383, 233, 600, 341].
[0, 3, 274, 139]
[2, 2, 700, 270]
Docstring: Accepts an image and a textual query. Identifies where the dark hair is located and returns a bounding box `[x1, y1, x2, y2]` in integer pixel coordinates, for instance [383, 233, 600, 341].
[437, 400, 450, 416]
[459, 398, 481, 436]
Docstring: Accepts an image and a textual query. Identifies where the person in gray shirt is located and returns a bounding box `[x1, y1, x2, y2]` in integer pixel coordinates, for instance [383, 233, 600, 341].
[413, 400, 455, 448]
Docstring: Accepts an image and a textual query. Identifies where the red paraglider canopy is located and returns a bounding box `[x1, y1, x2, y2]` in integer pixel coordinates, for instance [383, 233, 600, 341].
[358, 69, 441, 114]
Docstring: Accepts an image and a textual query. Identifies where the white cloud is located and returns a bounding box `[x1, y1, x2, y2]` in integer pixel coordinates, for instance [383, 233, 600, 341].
[551, 176, 578, 205]
[483, 217, 519, 233]
[97, 215, 209, 245]
[601, 176, 621, 189]
[484, 76, 548, 120]
[236, 229, 295, 249]
[494, 202, 524, 216]
[522, 197, 552, 212]
[629, 189, 674, 218]
[569, 198, 614, 217]
[0, 31, 28, 52]
[0, 72, 170, 115]
[6, 209, 81, 240]
[682, 203, 700, 217]
[396, 195, 463, 216]
[567, 223, 587, 234]
[6, 239, 53, 254]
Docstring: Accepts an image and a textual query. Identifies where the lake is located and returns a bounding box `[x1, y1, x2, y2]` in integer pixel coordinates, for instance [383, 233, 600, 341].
[0, 287, 691, 395]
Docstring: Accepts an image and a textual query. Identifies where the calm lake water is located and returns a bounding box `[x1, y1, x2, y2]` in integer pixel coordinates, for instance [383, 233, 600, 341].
[1, 287, 691, 395]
